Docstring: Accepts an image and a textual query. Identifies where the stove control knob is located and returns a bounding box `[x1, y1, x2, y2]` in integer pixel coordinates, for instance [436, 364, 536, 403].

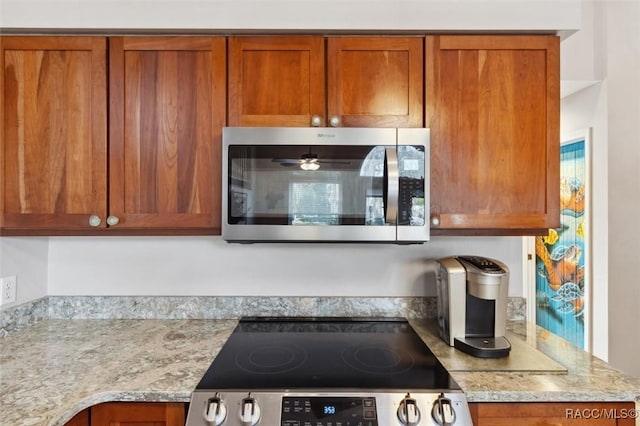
[397, 395, 421, 426]
[239, 395, 261, 426]
[203, 395, 227, 425]
[431, 394, 456, 426]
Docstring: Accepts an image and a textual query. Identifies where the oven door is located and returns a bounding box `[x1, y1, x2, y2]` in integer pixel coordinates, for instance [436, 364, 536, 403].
[222, 127, 429, 243]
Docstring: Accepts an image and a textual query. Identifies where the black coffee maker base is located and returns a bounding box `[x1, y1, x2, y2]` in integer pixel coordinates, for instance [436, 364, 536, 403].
[454, 336, 511, 358]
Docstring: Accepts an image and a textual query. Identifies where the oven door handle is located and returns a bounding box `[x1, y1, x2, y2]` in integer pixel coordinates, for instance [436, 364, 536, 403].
[383, 147, 399, 225]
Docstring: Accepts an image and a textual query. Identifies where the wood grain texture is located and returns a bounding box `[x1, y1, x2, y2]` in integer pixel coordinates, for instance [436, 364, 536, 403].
[228, 36, 325, 126]
[426, 35, 560, 233]
[109, 36, 225, 231]
[90, 402, 185, 426]
[1, 36, 107, 231]
[63, 409, 89, 426]
[327, 36, 423, 127]
[471, 402, 636, 426]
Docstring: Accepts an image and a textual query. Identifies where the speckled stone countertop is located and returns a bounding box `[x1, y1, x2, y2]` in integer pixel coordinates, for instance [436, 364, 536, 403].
[410, 320, 640, 404]
[2, 318, 640, 426]
[0, 319, 237, 426]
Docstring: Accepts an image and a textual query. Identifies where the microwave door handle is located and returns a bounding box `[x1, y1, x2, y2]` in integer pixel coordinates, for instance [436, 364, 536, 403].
[384, 147, 399, 225]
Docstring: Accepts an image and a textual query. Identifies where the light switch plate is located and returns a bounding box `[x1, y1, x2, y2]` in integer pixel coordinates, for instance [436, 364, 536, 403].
[0, 276, 17, 305]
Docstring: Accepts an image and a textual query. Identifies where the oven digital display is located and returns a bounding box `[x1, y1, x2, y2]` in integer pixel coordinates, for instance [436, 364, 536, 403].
[281, 396, 377, 425]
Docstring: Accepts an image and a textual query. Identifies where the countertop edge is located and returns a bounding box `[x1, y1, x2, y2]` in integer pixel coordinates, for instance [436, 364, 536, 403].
[52, 391, 193, 426]
[464, 391, 640, 404]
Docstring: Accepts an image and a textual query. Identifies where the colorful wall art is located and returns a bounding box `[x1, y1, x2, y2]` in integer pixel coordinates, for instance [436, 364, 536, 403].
[535, 132, 589, 349]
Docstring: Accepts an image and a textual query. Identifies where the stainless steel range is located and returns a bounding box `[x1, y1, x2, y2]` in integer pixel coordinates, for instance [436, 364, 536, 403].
[186, 317, 472, 426]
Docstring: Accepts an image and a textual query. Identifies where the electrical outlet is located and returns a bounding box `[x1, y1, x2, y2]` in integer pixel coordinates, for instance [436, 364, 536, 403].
[0, 276, 17, 305]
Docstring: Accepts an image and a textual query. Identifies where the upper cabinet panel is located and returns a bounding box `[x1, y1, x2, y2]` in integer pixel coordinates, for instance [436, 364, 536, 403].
[228, 36, 325, 127]
[109, 37, 226, 231]
[1, 36, 108, 232]
[228, 36, 423, 128]
[427, 35, 560, 233]
[327, 37, 423, 127]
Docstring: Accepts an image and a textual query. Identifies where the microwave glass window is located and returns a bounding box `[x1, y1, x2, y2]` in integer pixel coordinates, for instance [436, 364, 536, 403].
[230, 187, 250, 218]
[366, 197, 384, 225]
[359, 146, 385, 177]
[227, 144, 426, 227]
[290, 182, 341, 225]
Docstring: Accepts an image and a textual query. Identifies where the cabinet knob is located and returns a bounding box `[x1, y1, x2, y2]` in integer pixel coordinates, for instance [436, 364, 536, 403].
[329, 116, 341, 127]
[106, 215, 120, 226]
[430, 215, 441, 227]
[88, 215, 102, 227]
[310, 115, 322, 127]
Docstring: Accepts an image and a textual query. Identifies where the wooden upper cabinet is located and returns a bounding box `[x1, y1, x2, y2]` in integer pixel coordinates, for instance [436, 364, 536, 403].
[2, 36, 226, 235]
[109, 37, 226, 232]
[1, 36, 107, 232]
[327, 37, 423, 127]
[228, 36, 325, 127]
[228, 36, 424, 128]
[90, 402, 185, 426]
[426, 35, 560, 233]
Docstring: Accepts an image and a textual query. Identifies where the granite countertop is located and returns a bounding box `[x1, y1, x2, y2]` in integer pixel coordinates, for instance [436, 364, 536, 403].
[0, 319, 237, 426]
[2, 318, 640, 426]
[410, 319, 640, 404]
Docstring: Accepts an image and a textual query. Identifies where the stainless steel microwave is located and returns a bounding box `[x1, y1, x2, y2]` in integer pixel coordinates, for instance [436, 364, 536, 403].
[222, 127, 430, 243]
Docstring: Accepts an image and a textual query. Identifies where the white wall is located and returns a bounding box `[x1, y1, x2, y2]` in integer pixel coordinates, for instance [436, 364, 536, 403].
[0, 0, 580, 32]
[0, 237, 48, 308]
[560, 0, 602, 97]
[47, 236, 524, 297]
[560, 0, 640, 377]
[561, 0, 601, 82]
[603, 0, 640, 378]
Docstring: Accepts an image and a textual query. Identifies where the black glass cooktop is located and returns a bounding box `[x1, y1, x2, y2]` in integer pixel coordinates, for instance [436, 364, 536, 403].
[196, 317, 460, 391]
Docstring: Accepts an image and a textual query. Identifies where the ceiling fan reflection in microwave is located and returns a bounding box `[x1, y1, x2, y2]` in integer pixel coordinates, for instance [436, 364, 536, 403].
[271, 147, 351, 171]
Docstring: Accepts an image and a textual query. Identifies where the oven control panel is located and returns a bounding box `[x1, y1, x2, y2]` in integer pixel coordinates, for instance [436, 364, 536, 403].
[281, 396, 377, 426]
[187, 391, 473, 426]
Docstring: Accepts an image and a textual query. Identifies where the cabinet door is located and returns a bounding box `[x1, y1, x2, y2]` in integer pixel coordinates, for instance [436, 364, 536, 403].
[91, 402, 185, 426]
[109, 37, 225, 232]
[470, 402, 636, 425]
[427, 35, 560, 234]
[1, 36, 107, 233]
[64, 409, 89, 426]
[228, 36, 325, 127]
[327, 37, 423, 127]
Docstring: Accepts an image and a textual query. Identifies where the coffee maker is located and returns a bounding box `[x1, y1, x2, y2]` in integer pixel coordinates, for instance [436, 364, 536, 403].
[436, 255, 511, 358]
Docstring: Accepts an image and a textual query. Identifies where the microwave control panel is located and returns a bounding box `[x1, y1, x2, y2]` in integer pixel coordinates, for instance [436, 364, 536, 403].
[398, 177, 425, 226]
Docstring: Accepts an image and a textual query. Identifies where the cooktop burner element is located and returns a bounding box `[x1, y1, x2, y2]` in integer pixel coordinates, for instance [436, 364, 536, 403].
[186, 317, 472, 426]
[236, 342, 308, 375]
[341, 342, 415, 375]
